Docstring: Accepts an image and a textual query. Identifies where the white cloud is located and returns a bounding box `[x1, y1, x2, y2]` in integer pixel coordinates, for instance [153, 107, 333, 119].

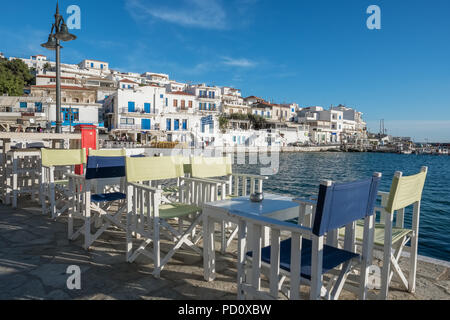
[221, 56, 256, 68]
[126, 0, 227, 30]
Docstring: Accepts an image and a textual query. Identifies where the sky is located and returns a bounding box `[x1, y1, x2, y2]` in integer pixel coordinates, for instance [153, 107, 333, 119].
[1, 0, 449, 142]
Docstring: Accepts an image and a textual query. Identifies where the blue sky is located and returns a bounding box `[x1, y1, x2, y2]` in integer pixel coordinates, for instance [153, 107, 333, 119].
[1, 0, 449, 141]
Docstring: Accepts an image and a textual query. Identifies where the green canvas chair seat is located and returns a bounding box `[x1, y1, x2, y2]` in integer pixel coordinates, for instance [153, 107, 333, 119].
[159, 203, 202, 219]
[163, 186, 180, 194]
[339, 222, 412, 247]
[54, 179, 69, 186]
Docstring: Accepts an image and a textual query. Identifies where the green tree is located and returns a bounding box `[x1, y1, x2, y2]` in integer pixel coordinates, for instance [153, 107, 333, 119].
[43, 62, 52, 71]
[219, 116, 229, 133]
[0, 59, 35, 96]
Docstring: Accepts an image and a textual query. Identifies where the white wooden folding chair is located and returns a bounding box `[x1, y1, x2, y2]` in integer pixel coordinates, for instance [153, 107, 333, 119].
[375, 167, 428, 299]
[182, 156, 269, 253]
[67, 155, 128, 250]
[125, 156, 206, 277]
[40, 149, 86, 219]
[238, 173, 382, 300]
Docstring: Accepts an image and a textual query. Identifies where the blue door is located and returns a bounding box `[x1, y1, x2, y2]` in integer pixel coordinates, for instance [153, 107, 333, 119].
[144, 103, 151, 113]
[174, 119, 180, 131]
[141, 119, 151, 130]
[166, 119, 171, 131]
[182, 120, 187, 131]
[35, 102, 42, 112]
[128, 101, 135, 112]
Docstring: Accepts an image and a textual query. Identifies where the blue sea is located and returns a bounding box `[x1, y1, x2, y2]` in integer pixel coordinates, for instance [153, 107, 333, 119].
[234, 152, 450, 262]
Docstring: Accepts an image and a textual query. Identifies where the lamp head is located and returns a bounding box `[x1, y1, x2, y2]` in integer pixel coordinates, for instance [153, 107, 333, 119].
[41, 34, 58, 50]
[55, 23, 77, 42]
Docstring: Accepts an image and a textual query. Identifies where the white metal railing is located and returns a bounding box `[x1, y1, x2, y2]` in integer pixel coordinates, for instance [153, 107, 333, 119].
[120, 108, 159, 115]
[0, 108, 46, 114]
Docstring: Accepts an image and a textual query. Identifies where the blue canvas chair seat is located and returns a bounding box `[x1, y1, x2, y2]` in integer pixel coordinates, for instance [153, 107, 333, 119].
[68, 155, 128, 250]
[91, 192, 126, 203]
[237, 173, 381, 300]
[248, 238, 360, 280]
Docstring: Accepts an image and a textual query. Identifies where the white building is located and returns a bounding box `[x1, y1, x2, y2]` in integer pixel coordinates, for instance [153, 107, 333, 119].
[0, 96, 51, 131]
[187, 84, 222, 113]
[78, 59, 109, 72]
[8, 54, 53, 73]
[330, 105, 367, 142]
[165, 81, 187, 93]
[142, 72, 170, 86]
[103, 85, 166, 132]
[221, 87, 250, 115]
[297, 106, 344, 143]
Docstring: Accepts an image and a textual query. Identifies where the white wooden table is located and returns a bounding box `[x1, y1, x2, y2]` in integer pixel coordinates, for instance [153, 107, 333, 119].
[202, 193, 299, 281]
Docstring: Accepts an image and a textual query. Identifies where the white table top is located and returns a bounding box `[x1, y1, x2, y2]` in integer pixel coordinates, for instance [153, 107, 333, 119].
[204, 193, 299, 219]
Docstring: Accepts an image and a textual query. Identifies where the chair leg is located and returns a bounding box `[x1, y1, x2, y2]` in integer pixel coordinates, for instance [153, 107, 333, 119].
[380, 211, 393, 300]
[83, 196, 91, 250]
[409, 202, 420, 293]
[153, 217, 161, 277]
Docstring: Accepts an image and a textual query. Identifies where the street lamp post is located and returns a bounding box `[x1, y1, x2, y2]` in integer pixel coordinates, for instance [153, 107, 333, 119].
[41, 2, 76, 134]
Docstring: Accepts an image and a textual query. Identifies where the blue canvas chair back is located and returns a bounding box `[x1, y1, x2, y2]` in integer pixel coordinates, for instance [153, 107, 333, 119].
[313, 174, 381, 236]
[85, 156, 126, 180]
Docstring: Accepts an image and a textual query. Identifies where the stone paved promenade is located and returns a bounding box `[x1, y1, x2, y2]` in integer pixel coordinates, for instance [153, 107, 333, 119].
[0, 201, 449, 300]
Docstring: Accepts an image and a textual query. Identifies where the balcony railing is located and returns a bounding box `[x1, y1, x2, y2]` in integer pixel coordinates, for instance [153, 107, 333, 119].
[117, 124, 158, 131]
[0, 107, 46, 114]
[120, 108, 159, 115]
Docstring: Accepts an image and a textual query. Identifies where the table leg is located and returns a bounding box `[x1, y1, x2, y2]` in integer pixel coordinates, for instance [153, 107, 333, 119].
[203, 210, 216, 282]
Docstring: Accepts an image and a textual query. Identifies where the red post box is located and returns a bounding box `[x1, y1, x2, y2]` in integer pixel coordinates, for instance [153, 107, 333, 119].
[74, 125, 97, 174]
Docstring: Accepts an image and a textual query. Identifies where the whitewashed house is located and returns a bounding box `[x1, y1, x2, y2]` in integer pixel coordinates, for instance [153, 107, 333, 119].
[103, 85, 166, 133]
[187, 84, 222, 114]
[297, 106, 344, 144]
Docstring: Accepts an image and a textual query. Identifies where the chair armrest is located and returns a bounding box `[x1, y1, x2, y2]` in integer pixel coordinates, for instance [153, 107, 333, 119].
[293, 198, 317, 206]
[232, 173, 269, 180]
[181, 176, 226, 186]
[378, 191, 390, 198]
[128, 182, 162, 194]
[66, 173, 85, 180]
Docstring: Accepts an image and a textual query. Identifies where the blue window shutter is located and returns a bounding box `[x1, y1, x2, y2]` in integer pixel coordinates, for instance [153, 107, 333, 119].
[144, 103, 151, 113]
[166, 119, 171, 131]
[182, 120, 187, 130]
[141, 119, 151, 130]
[20, 102, 27, 108]
[128, 101, 135, 112]
[174, 119, 180, 131]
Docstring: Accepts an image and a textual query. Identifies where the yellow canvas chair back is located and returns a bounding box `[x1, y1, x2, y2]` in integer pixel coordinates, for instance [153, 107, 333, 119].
[188, 156, 233, 178]
[41, 149, 86, 167]
[126, 156, 184, 183]
[385, 167, 428, 214]
[89, 149, 126, 157]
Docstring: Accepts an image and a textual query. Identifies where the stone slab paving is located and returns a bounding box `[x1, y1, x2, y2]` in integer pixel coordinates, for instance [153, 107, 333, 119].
[0, 201, 449, 300]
